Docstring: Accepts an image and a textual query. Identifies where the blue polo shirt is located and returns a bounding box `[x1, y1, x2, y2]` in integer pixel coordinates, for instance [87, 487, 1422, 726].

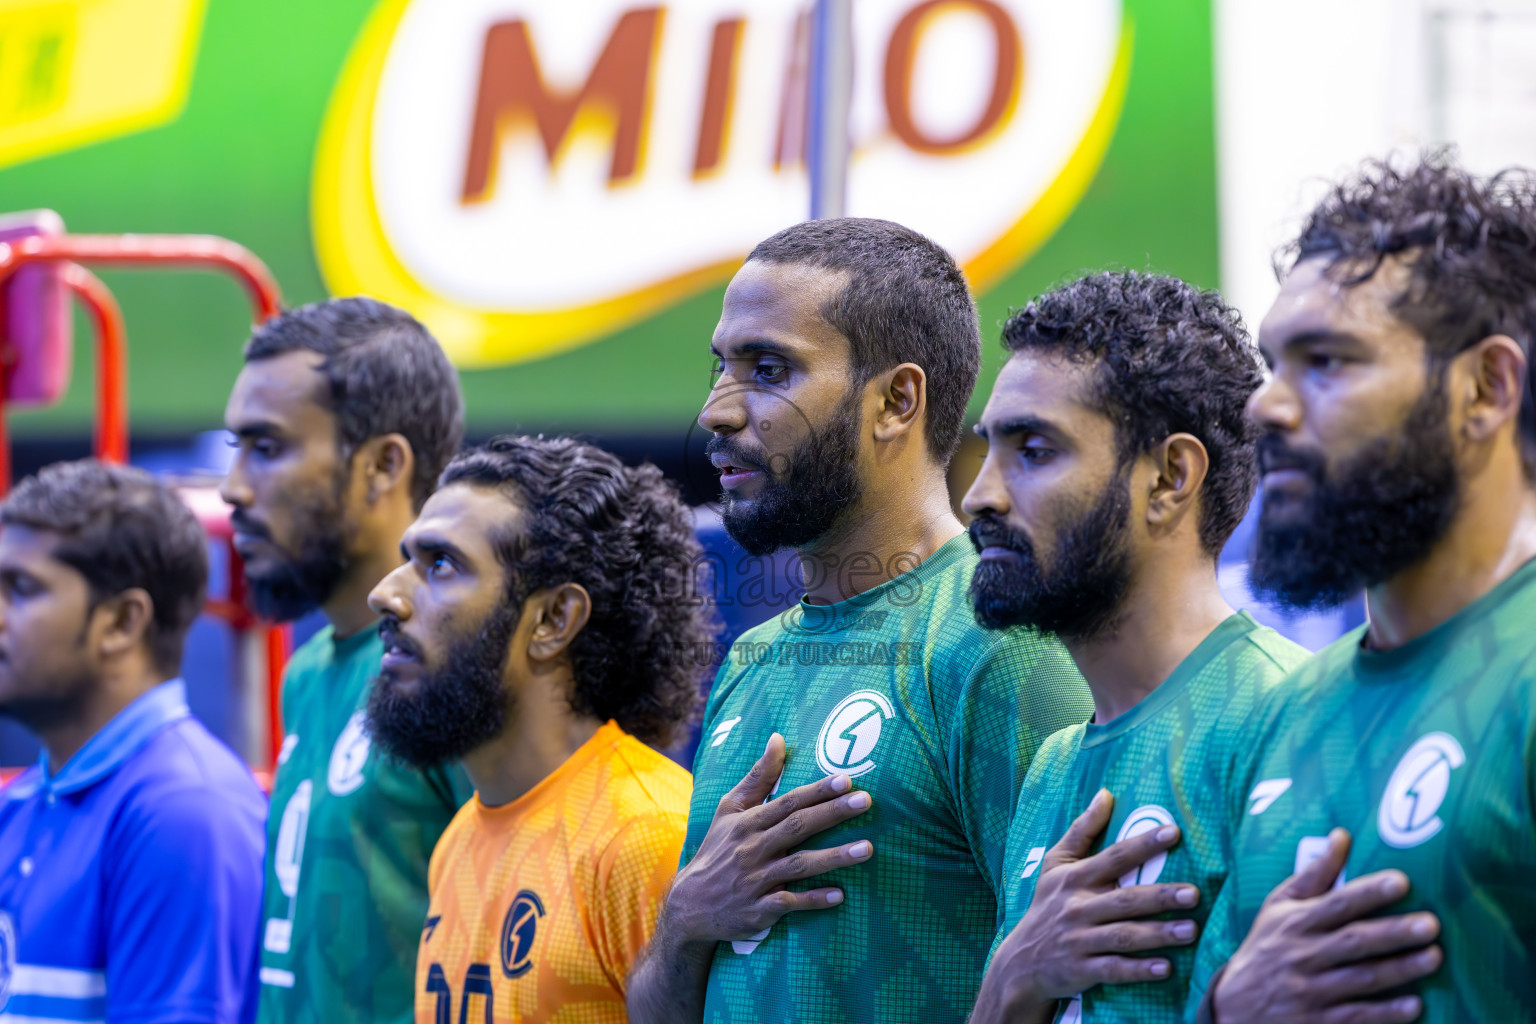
[0, 679, 266, 1023]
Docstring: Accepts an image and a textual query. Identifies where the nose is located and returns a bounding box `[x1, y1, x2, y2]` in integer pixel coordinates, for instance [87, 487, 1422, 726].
[698, 376, 749, 436]
[368, 563, 413, 620]
[220, 450, 253, 509]
[962, 449, 1010, 520]
[1248, 374, 1302, 434]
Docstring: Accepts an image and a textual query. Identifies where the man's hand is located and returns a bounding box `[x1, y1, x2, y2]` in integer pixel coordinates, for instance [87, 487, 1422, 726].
[971, 790, 1199, 1024]
[627, 733, 874, 1024]
[1211, 828, 1442, 1024]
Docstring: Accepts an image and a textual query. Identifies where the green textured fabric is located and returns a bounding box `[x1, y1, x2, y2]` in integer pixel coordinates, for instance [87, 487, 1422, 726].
[994, 612, 1309, 1023]
[682, 534, 1093, 1023]
[1190, 557, 1536, 1022]
[256, 625, 473, 1024]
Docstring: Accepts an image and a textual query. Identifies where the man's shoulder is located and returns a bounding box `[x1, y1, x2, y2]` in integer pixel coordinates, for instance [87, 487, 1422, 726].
[115, 718, 265, 820]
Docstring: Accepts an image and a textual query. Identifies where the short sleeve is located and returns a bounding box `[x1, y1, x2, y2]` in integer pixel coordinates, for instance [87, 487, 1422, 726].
[590, 811, 688, 993]
[104, 780, 266, 1024]
[946, 631, 1090, 896]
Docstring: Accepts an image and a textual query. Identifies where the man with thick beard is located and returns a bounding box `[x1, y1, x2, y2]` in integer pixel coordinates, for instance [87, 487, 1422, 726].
[220, 297, 470, 1024]
[959, 271, 1309, 1024]
[365, 435, 710, 1022]
[627, 218, 1090, 1024]
[1188, 155, 1536, 1023]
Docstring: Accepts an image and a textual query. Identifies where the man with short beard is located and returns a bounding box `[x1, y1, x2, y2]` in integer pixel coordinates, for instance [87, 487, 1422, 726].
[1189, 155, 1536, 1023]
[220, 297, 470, 1024]
[960, 271, 1309, 1024]
[365, 435, 711, 1021]
[627, 219, 1090, 1024]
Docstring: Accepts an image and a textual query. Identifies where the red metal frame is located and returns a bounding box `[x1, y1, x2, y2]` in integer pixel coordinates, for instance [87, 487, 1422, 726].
[0, 232, 290, 777]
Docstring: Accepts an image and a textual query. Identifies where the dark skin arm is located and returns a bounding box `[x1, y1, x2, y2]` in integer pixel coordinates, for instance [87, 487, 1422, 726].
[970, 790, 1199, 1024]
[627, 734, 874, 1024]
[1209, 828, 1443, 1024]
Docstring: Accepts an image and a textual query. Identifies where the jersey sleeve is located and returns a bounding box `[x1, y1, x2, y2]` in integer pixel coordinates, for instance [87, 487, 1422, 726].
[945, 630, 1090, 897]
[104, 779, 266, 1024]
[591, 810, 689, 993]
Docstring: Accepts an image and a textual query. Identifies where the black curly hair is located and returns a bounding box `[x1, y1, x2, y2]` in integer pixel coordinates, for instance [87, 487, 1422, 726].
[439, 436, 715, 747]
[748, 217, 981, 465]
[1283, 151, 1536, 473]
[1002, 270, 1265, 555]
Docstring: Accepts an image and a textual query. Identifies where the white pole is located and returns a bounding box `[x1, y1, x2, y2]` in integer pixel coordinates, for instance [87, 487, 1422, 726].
[807, 0, 853, 220]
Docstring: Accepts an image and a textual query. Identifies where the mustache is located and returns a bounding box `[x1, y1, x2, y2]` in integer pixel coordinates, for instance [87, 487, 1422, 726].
[968, 514, 1033, 556]
[378, 618, 425, 662]
[1257, 433, 1326, 478]
[703, 434, 766, 473]
[229, 509, 272, 541]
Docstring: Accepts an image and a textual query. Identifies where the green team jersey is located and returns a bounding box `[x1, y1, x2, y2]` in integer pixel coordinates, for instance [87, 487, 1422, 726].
[682, 534, 1093, 1023]
[257, 625, 472, 1024]
[995, 612, 1309, 1023]
[1190, 556, 1536, 1021]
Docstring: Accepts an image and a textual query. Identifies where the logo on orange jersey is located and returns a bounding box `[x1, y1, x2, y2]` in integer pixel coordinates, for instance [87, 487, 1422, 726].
[501, 890, 545, 979]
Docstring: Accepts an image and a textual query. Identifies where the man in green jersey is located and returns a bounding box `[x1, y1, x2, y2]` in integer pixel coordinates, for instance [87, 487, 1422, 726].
[961, 271, 1311, 1024]
[221, 297, 470, 1024]
[627, 219, 1091, 1024]
[1190, 155, 1536, 1023]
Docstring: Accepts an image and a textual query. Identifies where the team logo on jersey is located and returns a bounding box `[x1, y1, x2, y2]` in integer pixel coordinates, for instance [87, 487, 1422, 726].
[328, 711, 371, 796]
[815, 690, 896, 778]
[711, 716, 742, 748]
[501, 890, 545, 979]
[1115, 805, 1175, 888]
[731, 926, 771, 956]
[0, 910, 15, 1008]
[1059, 994, 1084, 1024]
[1247, 778, 1292, 816]
[1378, 732, 1465, 849]
[1020, 846, 1047, 879]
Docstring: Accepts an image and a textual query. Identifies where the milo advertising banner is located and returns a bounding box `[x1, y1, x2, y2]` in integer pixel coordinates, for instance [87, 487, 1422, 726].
[0, 0, 1216, 437]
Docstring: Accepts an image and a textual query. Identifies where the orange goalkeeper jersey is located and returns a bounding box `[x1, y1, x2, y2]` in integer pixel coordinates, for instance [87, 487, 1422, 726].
[415, 720, 691, 1023]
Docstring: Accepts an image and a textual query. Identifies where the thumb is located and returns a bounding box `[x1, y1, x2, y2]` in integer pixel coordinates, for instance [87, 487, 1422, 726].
[1044, 789, 1114, 872]
[720, 733, 786, 814]
[1271, 827, 1351, 903]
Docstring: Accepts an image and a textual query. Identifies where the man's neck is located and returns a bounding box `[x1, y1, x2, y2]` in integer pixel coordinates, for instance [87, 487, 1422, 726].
[1367, 459, 1536, 650]
[323, 535, 409, 639]
[1066, 564, 1234, 725]
[462, 671, 604, 808]
[797, 471, 963, 605]
[41, 666, 168, 772]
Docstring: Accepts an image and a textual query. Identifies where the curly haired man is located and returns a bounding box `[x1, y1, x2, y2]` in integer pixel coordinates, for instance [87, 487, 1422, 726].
[364, 435, 717, 1023]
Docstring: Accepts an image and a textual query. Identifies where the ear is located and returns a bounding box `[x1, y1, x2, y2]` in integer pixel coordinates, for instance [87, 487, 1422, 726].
[1144, 433, 1210, 538]
[358, 433, 416, 505]
[871, 363, 927, 444]
[93, 588, 156, 662]
[1458, 334, 1526, 443]
[525, 583, 593, 664]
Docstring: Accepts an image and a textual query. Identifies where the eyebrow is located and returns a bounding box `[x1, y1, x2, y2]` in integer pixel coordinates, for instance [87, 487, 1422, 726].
[975, 414, 1056, 442]
[229, 421, 283, 440]
[400, 532, 471, 567]
[709, 338, 795, 360]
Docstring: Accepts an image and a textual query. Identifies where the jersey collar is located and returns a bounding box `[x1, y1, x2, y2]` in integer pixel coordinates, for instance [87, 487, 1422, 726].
[40, 679, 192, 797]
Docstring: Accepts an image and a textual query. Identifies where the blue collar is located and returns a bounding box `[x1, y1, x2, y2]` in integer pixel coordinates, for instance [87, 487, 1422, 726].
[39, 680, 191, 796]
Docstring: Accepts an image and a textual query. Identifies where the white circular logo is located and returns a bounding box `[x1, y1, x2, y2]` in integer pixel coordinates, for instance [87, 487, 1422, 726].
[815, 690, 896, 778]
[327, 712, 372, 796]
[0, 910, 16, 1009]
[273, 779, 313, 899]
[1379, 732, 1465, 849]
[1115, 804, 1176, 888]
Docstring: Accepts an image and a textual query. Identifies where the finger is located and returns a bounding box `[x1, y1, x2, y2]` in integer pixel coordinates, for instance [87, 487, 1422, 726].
[755, 771, 859, 834]
[1272, 827, 1352, 903]
[1310, 943, 1442, 1003]
[1314, 995, 1424, 1024]
[1305, 914, 1439, 972]
[1077, 918, 1199, 956]
[765, 789, 874, 854]
[1084, 882, 1200, 924]
[1303, 870, 1414, 933]
[766, 840, 874, 885]
[1083, 823, 1184, 886]
[1079, 954, 1174, 986]
[751, 886, 847, 927]
[717, 734, 787, 815]
[1042, 789, 1114, 873]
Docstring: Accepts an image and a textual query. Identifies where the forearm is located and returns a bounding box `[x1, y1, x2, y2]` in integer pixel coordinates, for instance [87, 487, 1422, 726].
[627, 914, 715, 1024]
